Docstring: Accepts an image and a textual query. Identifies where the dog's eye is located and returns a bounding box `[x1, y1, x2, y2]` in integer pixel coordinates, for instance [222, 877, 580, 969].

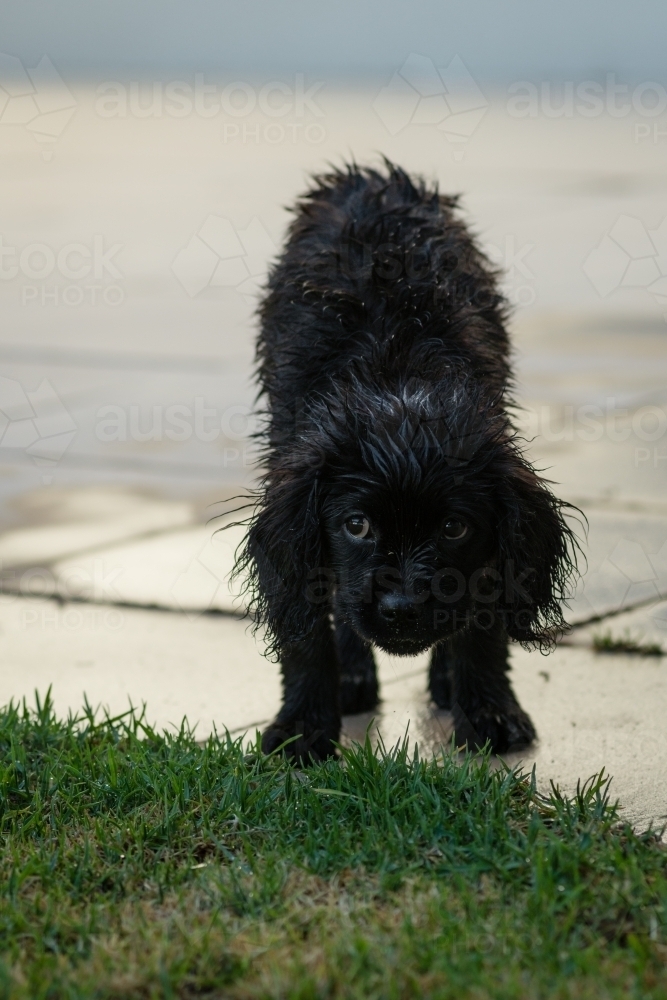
[344, 516, 372, 540]
[443, 519, 468, 540]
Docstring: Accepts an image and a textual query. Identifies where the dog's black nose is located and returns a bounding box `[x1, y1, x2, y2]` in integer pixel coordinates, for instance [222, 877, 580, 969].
[377, 592, 419, 624]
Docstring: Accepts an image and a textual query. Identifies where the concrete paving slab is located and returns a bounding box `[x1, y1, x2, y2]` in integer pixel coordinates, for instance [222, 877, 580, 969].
[503, 645, 667, 832]
[511, 315, 667, 511]
[348, 644, 667, 833]
[565, 599, 667, 653]
[0, 356, 259, 502]
[0, 487, 193, 568]
[568, 508, 667, 622]
[513, 314, 667, 414]
[52, 519, 248, 611]
[527, 432, 667, 513]
[0, 595, 277, 739]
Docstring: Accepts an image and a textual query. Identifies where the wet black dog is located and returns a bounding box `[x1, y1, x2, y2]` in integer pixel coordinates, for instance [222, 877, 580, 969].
[237, 161, 577, 761]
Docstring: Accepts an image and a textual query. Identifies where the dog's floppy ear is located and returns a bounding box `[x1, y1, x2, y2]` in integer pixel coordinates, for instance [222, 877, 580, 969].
[238, 464, 327, 657]
[494, 457, 578, 647]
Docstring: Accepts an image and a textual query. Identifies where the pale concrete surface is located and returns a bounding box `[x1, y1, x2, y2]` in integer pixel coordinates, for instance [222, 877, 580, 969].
[565, 599, 667, 652]
[513, 317, 667, 512]
[505, 644, 667, 832]
[0, 595, 278, 738]
[345, 644, 667, 833]
[2, 89, 667, 506]
[53, 519, 248, 611]
[2, 90, 667, 829]
[569, 508, 667, 622]
[0, 487, 193, 567]
[0, 594, 663, 831]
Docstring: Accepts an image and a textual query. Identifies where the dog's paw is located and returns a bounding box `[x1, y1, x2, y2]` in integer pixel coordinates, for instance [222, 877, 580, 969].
[261, 721, 339, 764]
[428, 671, 452, 710]
[340, 671, 379, 715]
[453, 703, 536, 754]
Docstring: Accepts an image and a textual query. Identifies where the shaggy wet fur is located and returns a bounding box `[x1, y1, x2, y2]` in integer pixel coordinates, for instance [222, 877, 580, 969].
[237, 161, 578, 761]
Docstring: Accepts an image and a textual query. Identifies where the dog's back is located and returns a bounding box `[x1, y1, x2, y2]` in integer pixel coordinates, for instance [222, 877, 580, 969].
[256, 161, 510, 450]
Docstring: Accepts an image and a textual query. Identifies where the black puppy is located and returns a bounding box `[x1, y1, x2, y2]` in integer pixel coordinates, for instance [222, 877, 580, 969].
[238, 161, 577, 760]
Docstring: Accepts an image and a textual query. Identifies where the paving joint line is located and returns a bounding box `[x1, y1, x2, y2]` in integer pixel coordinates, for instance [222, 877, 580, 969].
[562, 590, 667, 637]
[0, 588, 248, 621]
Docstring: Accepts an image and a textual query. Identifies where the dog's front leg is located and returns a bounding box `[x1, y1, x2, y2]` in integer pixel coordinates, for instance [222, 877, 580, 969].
[335, 618, 379, 714]
[448, 621, 536, 753]
[261, 616, 341, 763]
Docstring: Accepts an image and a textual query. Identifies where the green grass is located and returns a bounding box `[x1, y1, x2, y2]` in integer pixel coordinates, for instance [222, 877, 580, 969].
[0, 694, 665, 998]
[592, 629, 664, 657]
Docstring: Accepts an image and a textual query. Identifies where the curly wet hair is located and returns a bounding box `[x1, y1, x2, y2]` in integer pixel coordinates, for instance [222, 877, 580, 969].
[236, 160, 578, 760]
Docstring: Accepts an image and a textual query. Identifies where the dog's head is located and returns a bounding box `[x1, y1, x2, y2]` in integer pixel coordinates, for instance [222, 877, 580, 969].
[240, 376, 578, 658]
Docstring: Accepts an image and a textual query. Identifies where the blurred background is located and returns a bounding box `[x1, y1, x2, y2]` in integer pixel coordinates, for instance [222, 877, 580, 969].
[2, 0, 667, 511]
[1, 2, 667, 820]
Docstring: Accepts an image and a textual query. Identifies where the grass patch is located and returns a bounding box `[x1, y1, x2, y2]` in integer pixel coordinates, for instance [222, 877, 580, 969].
[592, 629, 664, 657]
[0, 694, 665, 998]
